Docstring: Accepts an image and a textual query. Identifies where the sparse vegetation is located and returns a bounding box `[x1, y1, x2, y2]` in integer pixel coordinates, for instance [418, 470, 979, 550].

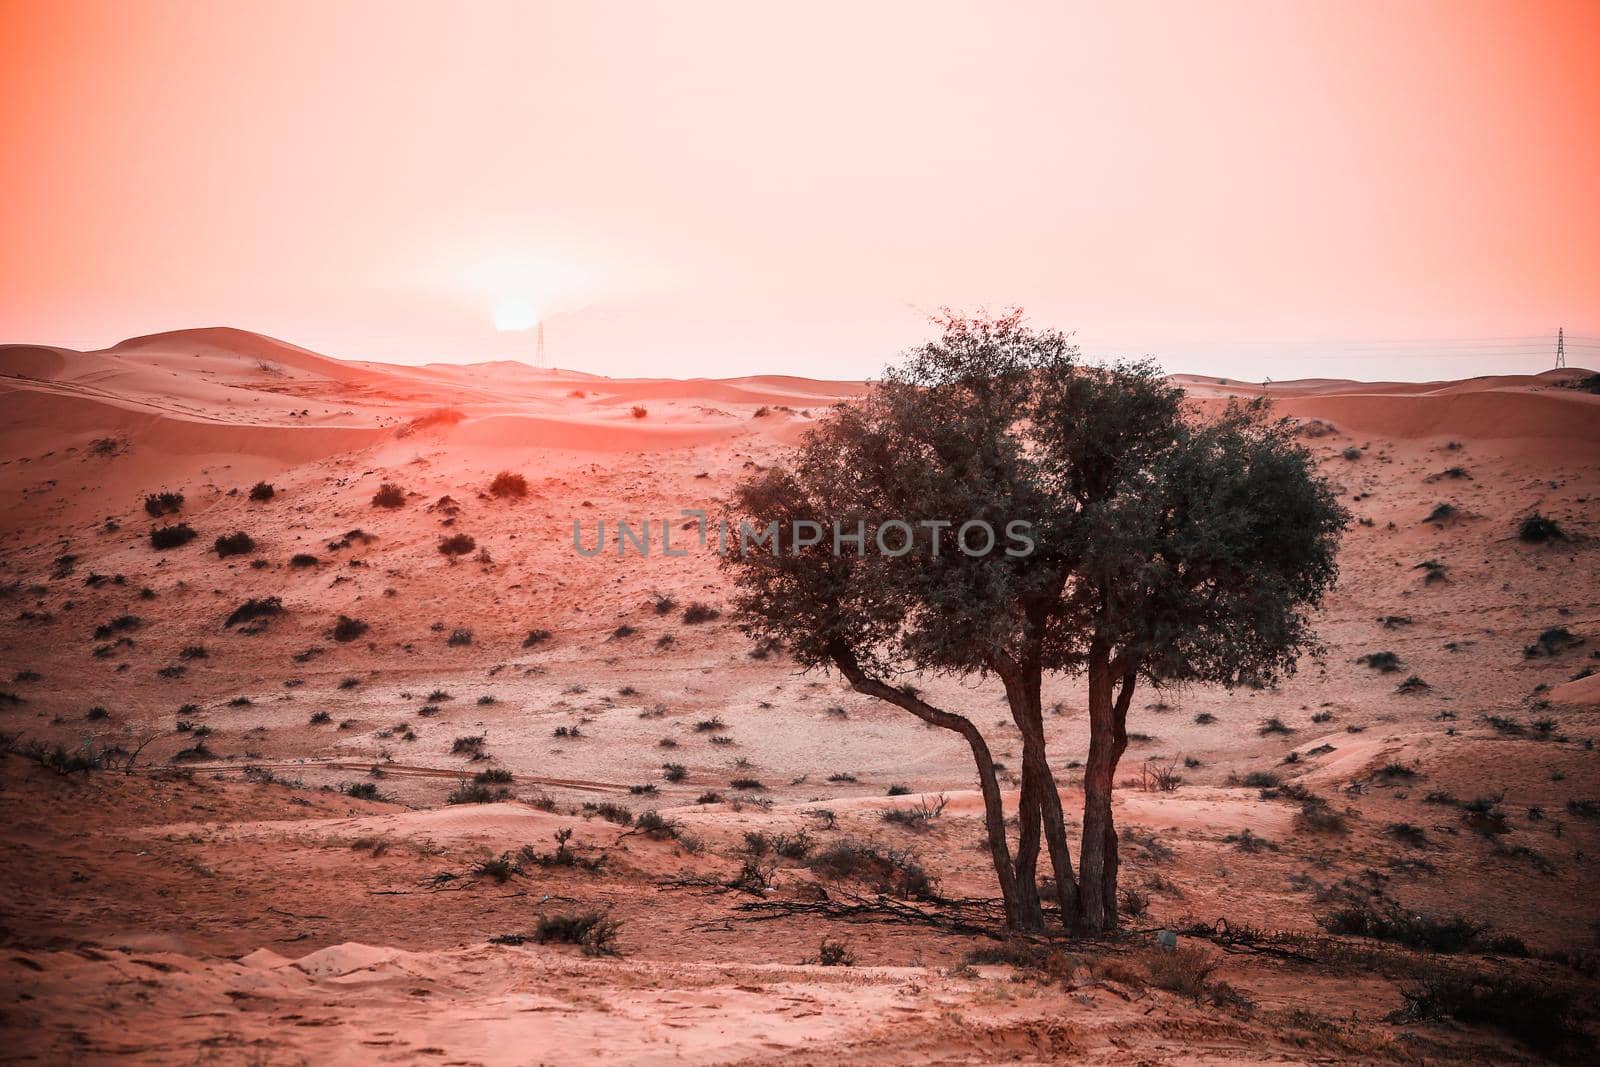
[1357, 651, 1401, 672]
[1395, 674, 1430, 694]
[534, 911, 621, 956]
[438, 533, 477, 557]
[682, 602, 720, 624]
[1393, 969, 1590, 1061]
[371, 482, 406, 508]
[144, 491, 184, 516]
[248, 481, 275, 501]
[1526, 626, 1583, 658]
[808, 840, 933, 899]
[489, 470, 528, 498]
[330, 615, 369, 642]
[224, 596, 283, 629]
[1319, 905, 1487, 954]
[214, 531, 256, 557]
[150, 523, 198, 550]
[1518, 512, 1564, 543]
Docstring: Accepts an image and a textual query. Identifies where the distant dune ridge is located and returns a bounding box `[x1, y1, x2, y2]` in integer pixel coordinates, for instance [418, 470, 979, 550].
[1, 326, 1598, 1063]
[2, 327, 1594, 467]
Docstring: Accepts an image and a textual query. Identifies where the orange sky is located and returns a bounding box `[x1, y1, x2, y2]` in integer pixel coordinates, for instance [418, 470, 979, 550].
[2, 0, 1597, 380]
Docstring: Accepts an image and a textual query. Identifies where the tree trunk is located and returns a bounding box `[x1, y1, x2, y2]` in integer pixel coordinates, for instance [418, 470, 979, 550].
[1000, 665, 1080, 930]
[1012, 759, 1045, 928]
[1077, 649, 1135, 933]
[828, 644, 1038, 930]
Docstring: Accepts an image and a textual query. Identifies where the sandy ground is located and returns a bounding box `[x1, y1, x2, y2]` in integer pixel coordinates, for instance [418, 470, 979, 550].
[1, 328, 1598, 1064]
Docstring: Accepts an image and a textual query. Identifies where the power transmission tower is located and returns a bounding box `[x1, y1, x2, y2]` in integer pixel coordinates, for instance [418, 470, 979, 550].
[1555, 327, 1565, 368]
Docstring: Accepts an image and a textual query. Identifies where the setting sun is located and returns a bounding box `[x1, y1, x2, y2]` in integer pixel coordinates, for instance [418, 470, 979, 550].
[491, 297, 538, 332]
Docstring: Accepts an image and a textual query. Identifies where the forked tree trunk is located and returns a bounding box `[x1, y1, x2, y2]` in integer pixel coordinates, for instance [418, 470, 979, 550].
[1077, 648, 1136, 932]
[1001, 666, 1080, 930]
[829, 646, 1040, 931]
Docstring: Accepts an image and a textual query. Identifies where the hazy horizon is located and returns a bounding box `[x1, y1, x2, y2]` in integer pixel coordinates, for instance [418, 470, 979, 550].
[3, 0, 1597, 382]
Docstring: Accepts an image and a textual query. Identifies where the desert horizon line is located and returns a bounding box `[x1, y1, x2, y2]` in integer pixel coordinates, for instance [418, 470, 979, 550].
[5, 321, 1596, 386]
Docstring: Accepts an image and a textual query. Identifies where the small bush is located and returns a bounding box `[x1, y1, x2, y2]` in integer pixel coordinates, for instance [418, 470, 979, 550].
[815, 937, 855, 966]
[1525, 626, 1583, 658]
[248, 482, 275, 502]
[730, 777, 764, 791]
[586, 802, 632, 826]
[522, 628, 552, 647]
[1386, 822, 1428, 846]
[881, 793, 947, 831]
[447, 777, 510, 804]
[489, 470, 528, 498]
[343, 781, 384, 801]
[331, 615, 369, 642]
[473, 853, 520, 882]
[224, 596, 283, 628]
[1422, 502, 1458, 524]
[1293, 796, 1349, 834]
[150, 523, 198, 550]
[372, 483, 406, 508]
[1258, 717, 1293, 736]
[144, 491, 184, 516]
[1143, 944, 1218, 999]
[1358, 651, 1401, 672]
[1518, 512, 1563, 543]
[661, 762, 687, 783]
[452, 733, 487, 755]
[535, 911, 621, 956]
[629, 405, 648, 419]
[808, 840, 933, 899]
[1394, 970, 1590, 1060]
[634, 810, 680, 840]
[447, 627, 472, 646]
[1414, 559, 1449, 584]
[682, 602, 721, 624]
[1320, 905, 1485, 953]
[214, 531, 256, 557]
[438, 533, 477, 557]
[309, 711, 332, 725]
[1396, 674, 1430, 694]
[1341, 446, 1362, 461]
[289, 553, 318, 567]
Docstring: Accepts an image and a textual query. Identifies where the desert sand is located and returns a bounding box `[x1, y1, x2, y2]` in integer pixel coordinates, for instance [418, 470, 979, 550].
[1, 328, 1597, 1064]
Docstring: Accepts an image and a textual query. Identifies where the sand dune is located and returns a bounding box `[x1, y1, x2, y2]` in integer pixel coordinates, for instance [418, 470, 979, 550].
[1, 328, 1597, 1064]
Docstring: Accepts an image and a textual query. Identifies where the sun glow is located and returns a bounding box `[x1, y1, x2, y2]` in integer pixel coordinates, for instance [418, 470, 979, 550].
[492, 297, 539, 332]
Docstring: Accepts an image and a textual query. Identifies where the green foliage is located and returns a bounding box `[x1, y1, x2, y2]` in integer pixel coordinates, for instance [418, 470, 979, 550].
[725, 310, 1346, 694]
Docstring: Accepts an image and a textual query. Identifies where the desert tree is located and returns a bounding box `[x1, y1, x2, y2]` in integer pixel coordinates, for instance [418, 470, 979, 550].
[725, 311, 1346, 933]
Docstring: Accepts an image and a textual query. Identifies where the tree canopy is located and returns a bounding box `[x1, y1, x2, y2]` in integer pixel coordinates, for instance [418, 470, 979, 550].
[726, 311, 1347, 931]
